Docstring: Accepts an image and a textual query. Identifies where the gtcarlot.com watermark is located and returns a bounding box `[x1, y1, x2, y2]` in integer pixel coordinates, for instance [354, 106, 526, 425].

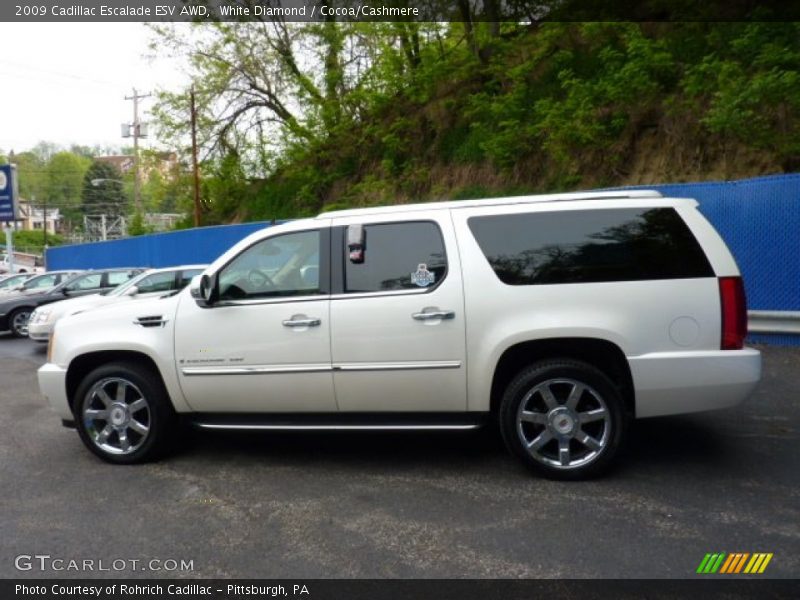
[14, 554, 193, 573]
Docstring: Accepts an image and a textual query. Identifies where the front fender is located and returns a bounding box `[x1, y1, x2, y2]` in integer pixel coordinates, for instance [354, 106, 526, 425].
[52, 299, 189, 413]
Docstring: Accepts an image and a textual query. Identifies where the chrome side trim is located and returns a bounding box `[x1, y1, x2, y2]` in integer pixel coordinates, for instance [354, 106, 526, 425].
[182, 360, 462, 376]
[334, 360, 462, 371]
[195, 423, 481, 431]
[182, 364, 332, 376]
[329, 287, 442, 301]
[209, 288, 438, 304]
[214, 294, 327, 307]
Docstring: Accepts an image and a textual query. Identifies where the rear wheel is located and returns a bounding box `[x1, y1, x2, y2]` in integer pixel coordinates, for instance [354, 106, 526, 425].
[74, 362, 176, 464]
[499, 359, 626, 479]
[9, 308, 32, 338]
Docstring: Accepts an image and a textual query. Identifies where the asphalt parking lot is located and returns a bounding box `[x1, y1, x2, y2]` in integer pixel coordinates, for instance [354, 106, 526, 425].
[0, 336, 797, 579]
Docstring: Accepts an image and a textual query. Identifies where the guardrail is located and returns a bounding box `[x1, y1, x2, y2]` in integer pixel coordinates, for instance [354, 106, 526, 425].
[748, 311, 800, 335]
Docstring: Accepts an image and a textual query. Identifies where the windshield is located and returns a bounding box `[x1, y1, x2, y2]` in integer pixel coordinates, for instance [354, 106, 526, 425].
[108, 270, 154, 297]
[0, 274, 30, 289]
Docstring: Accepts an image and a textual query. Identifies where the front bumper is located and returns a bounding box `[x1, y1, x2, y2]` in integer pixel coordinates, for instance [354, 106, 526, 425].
[629, 347, 761, 418]
[27, 320, 51, 342]
[37, 363, 72, 421]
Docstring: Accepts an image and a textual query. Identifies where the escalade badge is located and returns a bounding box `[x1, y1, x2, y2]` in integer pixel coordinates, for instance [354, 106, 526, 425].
[411, 263, 435, 287]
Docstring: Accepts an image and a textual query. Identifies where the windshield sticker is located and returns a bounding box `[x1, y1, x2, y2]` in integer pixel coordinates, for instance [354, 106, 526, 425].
[411, 263, 435, 287]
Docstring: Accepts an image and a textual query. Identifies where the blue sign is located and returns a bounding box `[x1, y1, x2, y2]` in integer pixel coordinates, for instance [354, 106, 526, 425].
[0, 164, 19, 222]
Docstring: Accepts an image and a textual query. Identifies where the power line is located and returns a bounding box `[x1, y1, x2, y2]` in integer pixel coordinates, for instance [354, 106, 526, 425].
[0, 59, 119, 86]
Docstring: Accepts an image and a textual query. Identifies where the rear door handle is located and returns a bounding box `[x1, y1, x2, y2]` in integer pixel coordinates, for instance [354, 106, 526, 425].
[282, 316, 321, 328]
[412, 309, 455, 321]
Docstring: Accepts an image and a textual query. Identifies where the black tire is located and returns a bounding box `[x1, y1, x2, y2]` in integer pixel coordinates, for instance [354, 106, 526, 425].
[9, 307, 33, 338]
[73, 362, 177, 464]
[498, 359, 626, 480]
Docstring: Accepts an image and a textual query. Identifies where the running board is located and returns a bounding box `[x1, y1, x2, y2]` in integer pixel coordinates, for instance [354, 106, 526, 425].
[195, 423, 483, 431]
[190, 412, 488, 432]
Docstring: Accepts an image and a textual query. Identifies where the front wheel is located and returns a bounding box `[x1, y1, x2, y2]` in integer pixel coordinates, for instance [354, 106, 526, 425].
[74, 362, 176, 464]
[9, 307, 32, 338]
[499, 360, 626, 480]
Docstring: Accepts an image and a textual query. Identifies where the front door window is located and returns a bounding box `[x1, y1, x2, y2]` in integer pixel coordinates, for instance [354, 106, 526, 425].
[218, 230, 321, 300]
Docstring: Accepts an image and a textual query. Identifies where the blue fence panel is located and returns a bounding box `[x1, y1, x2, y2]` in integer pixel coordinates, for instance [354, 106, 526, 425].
[46, 221, 272, 270]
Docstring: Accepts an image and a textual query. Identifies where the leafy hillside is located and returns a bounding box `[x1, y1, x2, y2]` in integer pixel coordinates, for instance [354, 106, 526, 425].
[152, 19, 800, 224]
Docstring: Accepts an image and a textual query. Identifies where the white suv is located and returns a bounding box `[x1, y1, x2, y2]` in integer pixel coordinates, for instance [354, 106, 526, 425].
[38, 190, 761, 478]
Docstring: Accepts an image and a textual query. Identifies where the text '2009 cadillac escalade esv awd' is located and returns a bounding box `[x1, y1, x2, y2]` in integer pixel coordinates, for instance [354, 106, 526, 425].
[38, 190, 761, 478]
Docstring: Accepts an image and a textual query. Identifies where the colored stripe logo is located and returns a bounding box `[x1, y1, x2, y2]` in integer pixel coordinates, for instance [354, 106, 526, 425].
[697, 553, 773, 574]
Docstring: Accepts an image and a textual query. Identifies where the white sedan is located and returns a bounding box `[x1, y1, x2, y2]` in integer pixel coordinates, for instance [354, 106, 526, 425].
[27, 265, 206, 342]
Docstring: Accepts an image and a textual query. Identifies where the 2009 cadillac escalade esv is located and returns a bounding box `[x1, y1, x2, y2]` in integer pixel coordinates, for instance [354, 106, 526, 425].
[38, 190, 761, 478]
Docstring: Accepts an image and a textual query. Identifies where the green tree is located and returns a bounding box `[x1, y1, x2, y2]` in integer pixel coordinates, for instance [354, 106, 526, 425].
[682, 22, 800, 168]
[30, 141, 60, 162]
[12, 151, 48, 201]
[137, 150, 191, 214]
[149, 18, 365, 168]
[81, 161, 128, 218]
[11, 230, 63, 254]
[127, 210, 152, 236]
[45, 151, 91, 224]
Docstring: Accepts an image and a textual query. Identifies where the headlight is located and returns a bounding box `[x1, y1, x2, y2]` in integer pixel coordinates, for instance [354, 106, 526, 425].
[31, 309, 52, 324]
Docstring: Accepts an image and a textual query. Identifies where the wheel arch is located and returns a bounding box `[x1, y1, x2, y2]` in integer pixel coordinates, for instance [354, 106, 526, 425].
[10, 304, 36, 314]
[489, 337, 635, 418]
[66, 350, 165, 412]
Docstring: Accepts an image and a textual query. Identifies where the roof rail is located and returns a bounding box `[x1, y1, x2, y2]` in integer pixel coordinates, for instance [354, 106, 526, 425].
[318, 189, 664, 219]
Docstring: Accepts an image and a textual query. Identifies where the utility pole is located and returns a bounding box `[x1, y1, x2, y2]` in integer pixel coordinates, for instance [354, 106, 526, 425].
[31, 194, 44, 245]
[4, 226, 13, 273]
[124, 88, 151, 214]
[37, 194, 47, 248]
[190, 86, 201, 227]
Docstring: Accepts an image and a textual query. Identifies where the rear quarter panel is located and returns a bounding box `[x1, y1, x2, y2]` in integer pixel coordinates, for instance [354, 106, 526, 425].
[451, 199, 726, 412]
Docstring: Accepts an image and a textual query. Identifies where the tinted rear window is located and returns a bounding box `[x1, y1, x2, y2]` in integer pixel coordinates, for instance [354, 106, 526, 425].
[468, 208, 713, 285]
[344, 222, 447, 293]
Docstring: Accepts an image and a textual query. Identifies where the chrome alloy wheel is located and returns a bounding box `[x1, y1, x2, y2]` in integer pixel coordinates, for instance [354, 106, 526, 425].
[81, 377, 151, 455]
[11, 310, 31, 336]
[516, 378, 611, 470]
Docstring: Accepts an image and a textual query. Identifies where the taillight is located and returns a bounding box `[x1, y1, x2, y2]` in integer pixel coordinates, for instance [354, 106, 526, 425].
[719, 276, 747, 350]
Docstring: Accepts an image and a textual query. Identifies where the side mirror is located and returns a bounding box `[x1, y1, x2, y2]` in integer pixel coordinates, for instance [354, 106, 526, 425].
[61, 287, 70, 295]
[191, 273, 217, 307]
[123, 285, 139, 297]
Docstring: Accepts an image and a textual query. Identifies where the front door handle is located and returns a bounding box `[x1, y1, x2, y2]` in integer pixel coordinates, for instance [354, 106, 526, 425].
[282, 316, 321, 328]
[412, 309, 456, 321]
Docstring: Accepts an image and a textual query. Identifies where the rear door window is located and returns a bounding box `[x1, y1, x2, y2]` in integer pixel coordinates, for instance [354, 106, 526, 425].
[343, 222, 447, 293]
